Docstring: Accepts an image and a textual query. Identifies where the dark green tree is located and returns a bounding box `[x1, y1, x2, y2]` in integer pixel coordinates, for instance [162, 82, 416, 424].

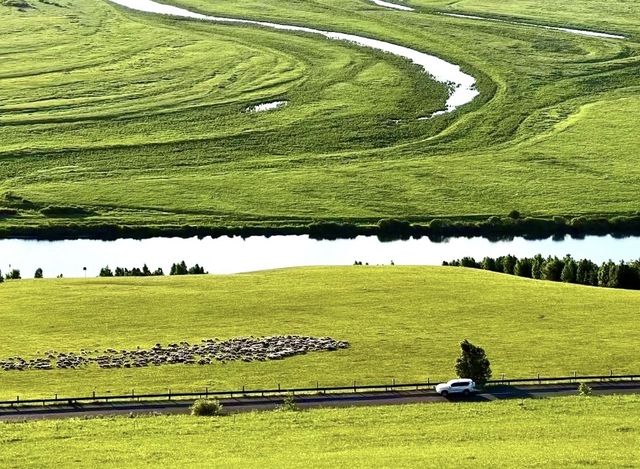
[531, 254, 544, 280]
[501, 255, 518, 275]
[514, 258, 533, 278]
[576, 259, 598, 286]
[34, 268, 43, 279]
[597, 261, 614, 287]
[542, 256, 564, 281]
[454, 339, 492, 386]
[560, 255, 577, 283]
[481, 257, 497, 272]
[5, 269, 21, 280]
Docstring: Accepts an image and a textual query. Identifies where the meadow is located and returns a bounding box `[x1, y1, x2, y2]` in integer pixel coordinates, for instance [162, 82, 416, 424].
[0, 266, 639, 400]
[1, 395, 639, 467]
[0, 0, 639, 234]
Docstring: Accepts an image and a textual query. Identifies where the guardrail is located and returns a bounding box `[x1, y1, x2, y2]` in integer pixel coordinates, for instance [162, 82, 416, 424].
[0, 372, 638, 408]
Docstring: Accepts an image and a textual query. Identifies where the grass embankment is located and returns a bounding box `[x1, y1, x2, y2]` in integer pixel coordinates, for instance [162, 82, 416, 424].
[0, 0, 639, 235]
[0, 266, 638, 399]
[1, 396, 639, 467]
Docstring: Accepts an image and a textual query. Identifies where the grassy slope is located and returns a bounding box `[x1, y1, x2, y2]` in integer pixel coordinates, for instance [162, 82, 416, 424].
[0, 266, 639, 399]
[1, 396, 639, 467]
[0, 0, 639, 230]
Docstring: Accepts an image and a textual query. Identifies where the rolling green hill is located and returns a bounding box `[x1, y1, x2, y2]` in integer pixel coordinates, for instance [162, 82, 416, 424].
[0, 266, 638, 399]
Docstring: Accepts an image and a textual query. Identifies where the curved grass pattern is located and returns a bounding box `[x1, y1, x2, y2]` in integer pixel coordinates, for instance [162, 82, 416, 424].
[0, 0, 639, 231]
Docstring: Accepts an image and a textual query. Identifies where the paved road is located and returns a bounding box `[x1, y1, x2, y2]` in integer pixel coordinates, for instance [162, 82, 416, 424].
[1, 382, 638, 421]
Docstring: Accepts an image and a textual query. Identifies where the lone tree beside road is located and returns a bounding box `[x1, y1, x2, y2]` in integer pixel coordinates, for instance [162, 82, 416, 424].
[455, 339, 492, 386]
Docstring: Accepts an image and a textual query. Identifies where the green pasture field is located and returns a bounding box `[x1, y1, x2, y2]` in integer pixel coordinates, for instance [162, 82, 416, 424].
[1, 395, 639, 467]
[0, 0, 639, 233]
[0, 266, 638, 400]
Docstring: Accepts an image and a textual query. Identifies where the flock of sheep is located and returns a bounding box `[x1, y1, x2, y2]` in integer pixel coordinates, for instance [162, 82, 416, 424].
[0, 335, 349, 371]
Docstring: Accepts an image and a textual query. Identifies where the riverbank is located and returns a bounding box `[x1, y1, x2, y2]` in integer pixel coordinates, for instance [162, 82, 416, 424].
[1, 212, 640, 241]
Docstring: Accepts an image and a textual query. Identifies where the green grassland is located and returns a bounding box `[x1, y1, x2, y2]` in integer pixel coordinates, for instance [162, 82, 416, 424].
[0, 0, 639, 233]
[0, 266, 639, 399]
[1, 396, 639, 467]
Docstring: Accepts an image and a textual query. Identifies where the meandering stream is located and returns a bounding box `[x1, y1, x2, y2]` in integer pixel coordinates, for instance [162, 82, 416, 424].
[106, 0, 478, 113]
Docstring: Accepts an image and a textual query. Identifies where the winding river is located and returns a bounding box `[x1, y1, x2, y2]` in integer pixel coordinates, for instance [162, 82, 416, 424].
[106, 0, 478, 113]
[440, 12, 625, 40]
[365, 0, 624, 39]
[1, 235, 638, 278]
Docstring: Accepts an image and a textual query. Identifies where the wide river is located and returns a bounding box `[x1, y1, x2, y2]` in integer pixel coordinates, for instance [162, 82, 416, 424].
[1, 235, 638, 278]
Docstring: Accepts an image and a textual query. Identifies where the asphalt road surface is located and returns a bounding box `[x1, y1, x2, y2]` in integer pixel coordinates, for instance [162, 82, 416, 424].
[1, 382, 638, 421]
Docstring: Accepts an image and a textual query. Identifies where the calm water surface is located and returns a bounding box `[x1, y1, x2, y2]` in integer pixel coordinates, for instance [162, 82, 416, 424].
[1, 235, 638, 278]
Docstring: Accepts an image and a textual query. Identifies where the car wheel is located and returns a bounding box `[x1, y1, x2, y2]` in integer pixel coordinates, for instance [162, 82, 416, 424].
[463, 389, 470, 397]
[441, 390, 448, 397]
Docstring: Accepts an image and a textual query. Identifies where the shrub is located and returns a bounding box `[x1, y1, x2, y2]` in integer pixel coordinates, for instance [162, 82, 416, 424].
[508, 210, 521, 219]
[34, 268, 43, 279]
[578, 382, 593, 396]
[99, 266, 114, 277]
[455, 339, 492, 386]
[5, 269, 21, 280]
[190, 399, 223, 416]
[276, 393, 299, 412]
[40, 205, 93, 217]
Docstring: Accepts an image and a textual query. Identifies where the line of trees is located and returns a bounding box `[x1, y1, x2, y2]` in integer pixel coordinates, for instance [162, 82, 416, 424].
[99, 261, 207, 277]
[99, 264, 164, 277]
[444, 255, 640, 290]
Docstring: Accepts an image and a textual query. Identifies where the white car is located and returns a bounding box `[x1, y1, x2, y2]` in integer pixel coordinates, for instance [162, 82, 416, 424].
[435, 378, 476, 397]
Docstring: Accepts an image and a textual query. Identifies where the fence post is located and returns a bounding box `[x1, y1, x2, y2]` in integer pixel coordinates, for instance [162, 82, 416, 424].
[168, 388, 171, 400]
[205, 387, 208, 398]
[92, 390, 96, 399]
[537, 373, 540, 385]
[316, 381, 319, 392]
[353, 380, 356, 392]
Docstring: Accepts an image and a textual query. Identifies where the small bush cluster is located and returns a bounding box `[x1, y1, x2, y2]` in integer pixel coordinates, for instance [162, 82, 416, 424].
[190, 399, 223, 416]
[5, 268, 21, 280]
[444, 254, 640, 290]
[40, 205, 93, 217]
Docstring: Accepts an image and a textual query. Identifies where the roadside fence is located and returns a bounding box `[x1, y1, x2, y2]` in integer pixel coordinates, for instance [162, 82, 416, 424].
[0, 371, 638, 408]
